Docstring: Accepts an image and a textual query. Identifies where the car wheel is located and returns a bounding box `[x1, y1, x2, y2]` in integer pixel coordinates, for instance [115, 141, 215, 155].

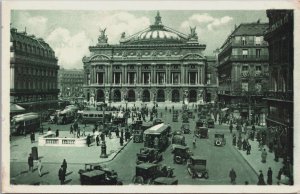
[175, 156, 182, 164]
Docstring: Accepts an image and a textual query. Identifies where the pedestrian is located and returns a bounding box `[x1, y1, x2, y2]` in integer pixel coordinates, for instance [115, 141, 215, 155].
[37, 159, 42, 177]
[258, 139, 263, 151]
[257, 170, 266, 185]
[232, 134, 237, 146]
[237, 138, 242, 150]
[28, 154, 34, 172]
[242, 139, 247, 151]
[30, 132, 35, 143]
[120, 136, 124, 146]
[82, 127, 86, 137]
[96, 135, 100, 146]
[56, 129, 59, 137]
[62, 159, 67, 175]
[246, 142, 251, 155]
[193, 136, 196, 148]
[229, 124, 233, 133]
[77, 127, 81, 138]
[87, 134, 91, 147]
[229, 168, 237, 184]
[267, 167, 273, 185]
[58, 165, 65, 185]
[70, 124, 73, 134]
[261, 148, 267, 163]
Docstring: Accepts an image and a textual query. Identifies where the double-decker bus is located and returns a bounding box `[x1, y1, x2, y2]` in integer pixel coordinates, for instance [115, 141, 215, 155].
[143, 123, 171, 151]
[11, 112, 40, 135]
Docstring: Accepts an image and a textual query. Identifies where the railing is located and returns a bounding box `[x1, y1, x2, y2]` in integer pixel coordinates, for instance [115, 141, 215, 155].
[39, 132, 95, 147]
[230, 55, 269, 61]
[265, 91, 293, 101]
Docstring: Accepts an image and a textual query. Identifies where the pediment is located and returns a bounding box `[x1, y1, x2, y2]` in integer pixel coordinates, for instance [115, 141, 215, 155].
[90, 54, 111, 61]
[182, 53, 204, 60]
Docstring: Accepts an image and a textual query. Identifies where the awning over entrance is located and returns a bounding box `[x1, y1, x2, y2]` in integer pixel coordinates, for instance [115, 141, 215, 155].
[10, 103, 25, 113]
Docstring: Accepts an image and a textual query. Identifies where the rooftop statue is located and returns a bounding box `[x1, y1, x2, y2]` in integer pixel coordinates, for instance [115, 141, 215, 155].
[188, 26, 198, 40]
[98, 28, 108, 44]
[121, 32, 126, 39]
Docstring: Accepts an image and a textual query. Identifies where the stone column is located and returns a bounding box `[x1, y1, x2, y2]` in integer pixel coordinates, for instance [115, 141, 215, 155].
[181, 64, 184, 84]
[152, 63, 156, 84]
[198, 66, 200, 84]
[124, 64, 127, 84]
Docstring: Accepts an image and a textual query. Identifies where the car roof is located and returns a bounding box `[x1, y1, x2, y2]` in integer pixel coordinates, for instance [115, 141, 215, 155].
[153, 177, 178, 184]
[173, 144, 189, 149]
[81, 170, 105, 177]
[190, 155, 206, 161]
[136, 163, 158, 169]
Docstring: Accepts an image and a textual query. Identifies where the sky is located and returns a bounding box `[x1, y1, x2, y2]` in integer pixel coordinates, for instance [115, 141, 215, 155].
[11, 10, 268, 69]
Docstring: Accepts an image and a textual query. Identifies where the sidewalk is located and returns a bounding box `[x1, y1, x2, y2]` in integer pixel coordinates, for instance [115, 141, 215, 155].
[233, 134, 284, 184]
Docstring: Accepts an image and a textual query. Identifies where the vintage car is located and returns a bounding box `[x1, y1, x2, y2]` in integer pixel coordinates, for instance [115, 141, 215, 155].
[182, 112, 189, 123]
[206, 118, 215, 128]
[171, 134, 186, 150]
[152, 177, 178, 185]
[187, 156, 209, 179]
[172, 145, 193, 164]
[78, 163, 122, 185]
[195, 120, 204, 128]
[181, 123, 191, 134]
[153, 118, 164, 126]
[136, 147, 163, 164]
[194, 127, 209, 139]
[214, 133, 226, 146]
[132, 163, 174, 185]
[198, 115, 207, 125]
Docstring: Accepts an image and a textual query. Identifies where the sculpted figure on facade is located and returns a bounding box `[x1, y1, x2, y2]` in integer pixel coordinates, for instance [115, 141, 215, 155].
[98, 28, 108, 44]
[188, 26, 198, 40]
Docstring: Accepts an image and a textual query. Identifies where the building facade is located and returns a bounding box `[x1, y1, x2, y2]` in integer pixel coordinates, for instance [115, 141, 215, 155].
[217, 22, 269, 124]
[83, 12, 207, 105]
[10, 28, 60, 112]
[205, 55, 218, 102]
[264, 10, 293, 181]
[58, 68, 84, 99]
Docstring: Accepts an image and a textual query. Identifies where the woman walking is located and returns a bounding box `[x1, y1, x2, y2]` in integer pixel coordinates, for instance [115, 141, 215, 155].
[37, 159, 42, 177]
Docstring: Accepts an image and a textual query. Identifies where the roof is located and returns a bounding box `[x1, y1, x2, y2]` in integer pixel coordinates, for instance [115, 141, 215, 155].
[10, 28, 54, 52]
[144, 123, 169, 135]
[220, 22, 269, 49]
[120, 12, 189, 45]
[232, 23, 268, 36]
[136, 162, 158, 169]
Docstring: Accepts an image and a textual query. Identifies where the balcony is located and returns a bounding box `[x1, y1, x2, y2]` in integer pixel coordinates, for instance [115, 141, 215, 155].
[230, 55, 269, 61]
[264, 91, 293, 102]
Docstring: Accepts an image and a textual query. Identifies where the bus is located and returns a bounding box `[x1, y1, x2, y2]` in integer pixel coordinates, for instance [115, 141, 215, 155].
[143, 123, 171, 151]
[11, 112, 40, 135]
[80, 110, 113, 124]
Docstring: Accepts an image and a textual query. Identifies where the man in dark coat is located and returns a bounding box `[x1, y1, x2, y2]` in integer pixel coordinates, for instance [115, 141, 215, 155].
[267, 167, 273, 185]
[62, 159, 67, 175]
[86, 134, 91, 147]
[56, 129, 59, 137]
[257, 170, 266, 185]
[246, 143, 251, 155]
[30, 132, 35, 143]
[96, 135, 100, 146]
[58, 165, 65, 185]
[229, 168, 237, 184]
[242, 139, 247, 151]
[28, 154, 34, 172]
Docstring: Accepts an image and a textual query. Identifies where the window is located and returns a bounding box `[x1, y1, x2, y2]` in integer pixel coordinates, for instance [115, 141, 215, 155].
[255, 36, 262, 45]
[256, 49, 261, 58]
[242, 49, 248, 58]
[242, 36, 247, 45]
[255, 65, 262, 71]
[242, 65, 249, 71]
[255, 82, 262, 92]
[242, 82, 248, 91]
[232, 48, 238, 55]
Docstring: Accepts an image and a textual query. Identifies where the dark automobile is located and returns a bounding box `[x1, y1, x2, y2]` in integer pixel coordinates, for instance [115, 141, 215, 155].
[132, 163, 174, 185]
[198, 115, 207, 125]
[136, 147, 163, 164]
[172, 145, 193, 164]
[172, 111, 179, 122]
[195, 120, 204, 128]
[214, 133, 226, 146]
[152, 177, 178, 185]
[181, 123, 191, 134]
[182, 112, 189, 123]
[153, 118, 163, 126]
[187, 156, 209, 179]
[78, 163, 122, 185]
[194, 127, 208, 139]
[206, 118, 215, 128]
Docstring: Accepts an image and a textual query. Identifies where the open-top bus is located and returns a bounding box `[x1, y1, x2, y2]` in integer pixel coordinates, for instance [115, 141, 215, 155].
[143, 123, 171, 151]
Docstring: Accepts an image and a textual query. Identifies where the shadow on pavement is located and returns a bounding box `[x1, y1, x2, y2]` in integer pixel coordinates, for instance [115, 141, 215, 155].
[66, 171, 73, 176]
[64, 179, 72, 184]
[41, 171, 50, 177]
[20, 170, 28, 175]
